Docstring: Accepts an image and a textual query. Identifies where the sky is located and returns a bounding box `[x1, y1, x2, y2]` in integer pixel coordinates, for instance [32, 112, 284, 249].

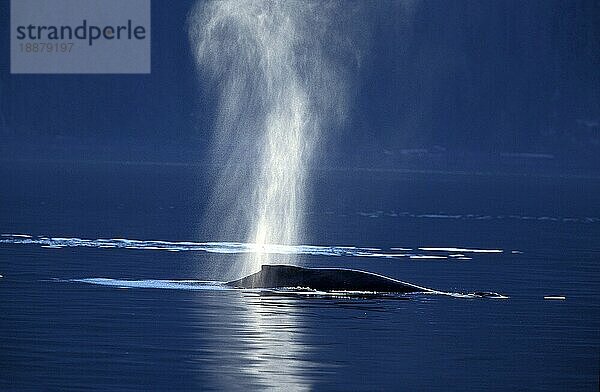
[0, 0, 598, 171]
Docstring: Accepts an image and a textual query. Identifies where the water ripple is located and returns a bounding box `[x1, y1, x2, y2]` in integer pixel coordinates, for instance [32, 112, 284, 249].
[353, 211, 600, 223]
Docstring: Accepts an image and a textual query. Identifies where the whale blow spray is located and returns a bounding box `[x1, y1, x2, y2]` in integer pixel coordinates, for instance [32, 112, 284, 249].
[189, 0, 362, 278]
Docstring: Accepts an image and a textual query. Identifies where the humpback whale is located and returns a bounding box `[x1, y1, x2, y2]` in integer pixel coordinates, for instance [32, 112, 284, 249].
[226, 264, 435, 293]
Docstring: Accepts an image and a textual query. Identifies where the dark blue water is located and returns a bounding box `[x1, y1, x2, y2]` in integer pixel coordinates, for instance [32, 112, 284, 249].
[1, 161, 599, 391]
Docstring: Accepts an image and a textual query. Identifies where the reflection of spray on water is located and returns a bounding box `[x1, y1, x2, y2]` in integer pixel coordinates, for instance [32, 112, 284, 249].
[189, 0, 361, 278]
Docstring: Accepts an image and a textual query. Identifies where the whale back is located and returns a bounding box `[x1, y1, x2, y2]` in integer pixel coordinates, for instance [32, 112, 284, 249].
[226, 264, 429, 293]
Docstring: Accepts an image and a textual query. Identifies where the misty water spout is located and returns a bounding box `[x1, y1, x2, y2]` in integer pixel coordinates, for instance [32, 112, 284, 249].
[189, 0, 360, 278]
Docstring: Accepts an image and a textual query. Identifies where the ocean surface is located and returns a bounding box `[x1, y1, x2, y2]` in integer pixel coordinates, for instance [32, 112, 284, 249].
[1, 161, 598, 391]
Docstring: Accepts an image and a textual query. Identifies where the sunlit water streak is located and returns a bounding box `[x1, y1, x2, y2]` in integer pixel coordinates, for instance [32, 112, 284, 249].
[0, 233, 508, 262]
[188, 0, 361, 277]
